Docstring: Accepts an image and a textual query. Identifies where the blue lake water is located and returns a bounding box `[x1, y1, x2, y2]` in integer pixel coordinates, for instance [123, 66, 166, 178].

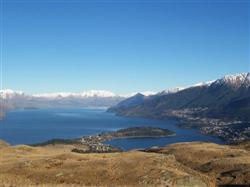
[0, 108, 225, 150]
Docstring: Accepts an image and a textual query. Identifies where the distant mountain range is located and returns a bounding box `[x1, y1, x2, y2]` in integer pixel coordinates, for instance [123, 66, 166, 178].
[109, 73, 250, 121]
[1, 72, 250, 121]
[0, 90, 127, 109]
[0, 89, 157, 111]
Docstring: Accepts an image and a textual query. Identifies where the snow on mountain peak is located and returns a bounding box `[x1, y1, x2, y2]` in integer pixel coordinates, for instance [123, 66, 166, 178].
[213, 72, 249, 88]
[192, 80, 215, 87]
[140, 91, 157, 96]
[0, 89, 25, 99]
[79, 90, 117, 98]
[1, 89, 157, 100]
[122, 91, 156, 98]
[158, 80, 215, 96]
[158, 87, 185, 95]
[222, 73, 248, 82]
[33, 90, 118, 98]
[159, 80, 216, 96]
[1, 73, 248, 100]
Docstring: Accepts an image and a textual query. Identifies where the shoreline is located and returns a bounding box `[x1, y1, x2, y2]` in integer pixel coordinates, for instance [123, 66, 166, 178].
[33, 127, 176, 153]
[2, 108, 242, 149]
[113, 111, 250, 144]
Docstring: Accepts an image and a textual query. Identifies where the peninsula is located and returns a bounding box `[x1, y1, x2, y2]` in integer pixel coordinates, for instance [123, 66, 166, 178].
[34, 127, 175, 153]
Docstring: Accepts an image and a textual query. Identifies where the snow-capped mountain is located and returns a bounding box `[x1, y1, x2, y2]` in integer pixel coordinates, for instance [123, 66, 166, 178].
[109, 72, 250, 121]
[0, 89, 125, 108]
[140, 91, 157, 96]
[157, 79, 217, 96]
[33, 90, 117, 99]
[0, 90, 157, 100]
[191, 80, 215, 87]
[0, 89, 26, 99]
[158, 73, 249, 96]
[122, 91, 156, 98]
[157, 87, 186, 96]
[0, 89, 157, 111]
[212, 73, 249, 88]
[1, 72, 249, 111]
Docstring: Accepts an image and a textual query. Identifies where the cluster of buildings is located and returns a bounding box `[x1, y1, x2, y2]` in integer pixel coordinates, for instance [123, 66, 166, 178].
[166, 108, 250, 143]
[79, 135, 120, 153]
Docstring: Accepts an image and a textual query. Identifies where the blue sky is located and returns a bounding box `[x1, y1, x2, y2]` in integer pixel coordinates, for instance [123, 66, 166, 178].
[1, 0, 249, 94]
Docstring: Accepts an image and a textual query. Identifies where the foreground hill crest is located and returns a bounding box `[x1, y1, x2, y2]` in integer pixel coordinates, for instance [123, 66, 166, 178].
[0, 139, 249, 186]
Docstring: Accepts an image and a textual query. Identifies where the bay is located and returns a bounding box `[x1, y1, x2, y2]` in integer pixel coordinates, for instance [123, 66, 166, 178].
[0, 108, 225, 150]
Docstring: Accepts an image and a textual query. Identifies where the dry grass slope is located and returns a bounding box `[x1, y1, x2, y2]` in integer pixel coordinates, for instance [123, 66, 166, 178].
[0, 141, 215, 187]
[146, 141, 250, 186]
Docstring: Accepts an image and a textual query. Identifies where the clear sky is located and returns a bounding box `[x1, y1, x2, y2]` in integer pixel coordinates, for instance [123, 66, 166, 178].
[1, 0, 249, 94]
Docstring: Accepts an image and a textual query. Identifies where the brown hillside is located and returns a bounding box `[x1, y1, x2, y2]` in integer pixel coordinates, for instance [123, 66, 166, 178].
[0, 141, 214, 187]
[145, 141, 250, 185]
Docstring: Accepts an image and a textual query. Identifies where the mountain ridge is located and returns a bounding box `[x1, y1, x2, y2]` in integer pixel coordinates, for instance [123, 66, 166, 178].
[109, 72, 250, 120]
[108, 72, 250, 143]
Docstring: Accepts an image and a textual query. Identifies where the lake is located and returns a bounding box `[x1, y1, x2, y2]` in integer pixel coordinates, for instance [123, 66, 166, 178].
[0, 108, 225, 150]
